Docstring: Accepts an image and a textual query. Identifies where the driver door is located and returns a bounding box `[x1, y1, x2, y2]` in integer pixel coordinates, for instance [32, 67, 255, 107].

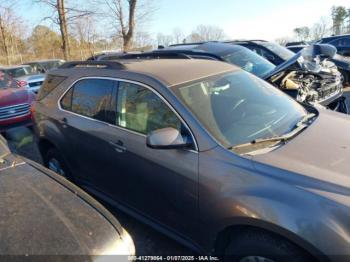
[100, 81, 199, 240]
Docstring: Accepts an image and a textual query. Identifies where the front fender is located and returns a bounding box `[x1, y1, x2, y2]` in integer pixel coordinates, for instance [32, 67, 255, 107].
[198, 147, 350, 260]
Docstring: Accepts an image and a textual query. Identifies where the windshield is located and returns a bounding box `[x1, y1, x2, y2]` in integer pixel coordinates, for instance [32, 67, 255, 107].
[0, 70, 17, 89]
[5, 67, 32, 78]
[259, 42, 295, 60]
[173, 71, 307, 148]
[223, 48, 276, 77]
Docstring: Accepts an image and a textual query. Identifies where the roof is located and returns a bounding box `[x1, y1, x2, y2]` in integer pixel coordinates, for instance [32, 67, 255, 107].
[119, 58, 238, 86]
[163, 42, 246, 57]
[0, 65, 30, 69]
[24, 59, 65, 63]
[225, 39, 267, 44]
[322, 34, 350, 41]
[58, 59, 238, 87]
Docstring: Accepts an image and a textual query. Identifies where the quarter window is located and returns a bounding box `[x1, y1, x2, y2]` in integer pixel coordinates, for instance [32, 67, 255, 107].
[60, 79, 115, 122]
[116, 82, 182, 135]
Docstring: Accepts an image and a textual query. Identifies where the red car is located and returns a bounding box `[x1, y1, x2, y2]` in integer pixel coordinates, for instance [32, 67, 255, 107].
[0, 70, 35, 131]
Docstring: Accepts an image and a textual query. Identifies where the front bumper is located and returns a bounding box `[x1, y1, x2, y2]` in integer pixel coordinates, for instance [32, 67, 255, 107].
[0, 113, 32, 131]
[327, 96, 348, 114]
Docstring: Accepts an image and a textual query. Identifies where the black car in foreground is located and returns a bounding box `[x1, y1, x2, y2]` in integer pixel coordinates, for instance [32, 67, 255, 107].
[114, 42, 346, 113]
[287, 44, 350, 85]
[0, 135, 135, 257]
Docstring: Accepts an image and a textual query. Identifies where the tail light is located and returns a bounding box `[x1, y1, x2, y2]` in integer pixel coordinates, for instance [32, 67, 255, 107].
[17, 80, 28, 88]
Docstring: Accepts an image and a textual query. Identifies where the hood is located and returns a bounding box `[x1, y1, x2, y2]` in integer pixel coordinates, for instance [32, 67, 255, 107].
[253, 108, 350, 188]
[262, 52, 302, 80]
[263, 44, 338, 81]
[0, 153, 125, 255]
[0, 87, 30, 107]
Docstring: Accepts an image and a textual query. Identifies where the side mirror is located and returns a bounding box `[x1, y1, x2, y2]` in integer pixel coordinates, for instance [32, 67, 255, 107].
[146, 127, 193, 150]
[302, 44, 337, 59]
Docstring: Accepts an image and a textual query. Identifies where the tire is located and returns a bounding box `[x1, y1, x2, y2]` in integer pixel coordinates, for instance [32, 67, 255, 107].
[223, 229, 315, 262]
[44, 147, 73, 180]
[341, 70, 349, 86]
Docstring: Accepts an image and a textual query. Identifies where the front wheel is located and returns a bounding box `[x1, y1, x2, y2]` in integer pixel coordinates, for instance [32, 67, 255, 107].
[223, 229, 315, 262]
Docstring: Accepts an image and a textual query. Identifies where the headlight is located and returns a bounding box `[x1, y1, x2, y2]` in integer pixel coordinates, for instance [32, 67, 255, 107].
[118, 228, 136, 255]
[98, 228, 135, 257]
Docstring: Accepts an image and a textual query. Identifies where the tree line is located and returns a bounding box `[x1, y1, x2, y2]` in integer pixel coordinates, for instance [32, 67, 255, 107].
[0, 0, 228, 65]
[291, 5, 350, 43]
[0, 1, 349, 65]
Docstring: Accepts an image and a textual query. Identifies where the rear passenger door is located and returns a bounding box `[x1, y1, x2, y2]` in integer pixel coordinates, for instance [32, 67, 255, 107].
[59, 78, 118, 184]
[101, 80, 199, 240]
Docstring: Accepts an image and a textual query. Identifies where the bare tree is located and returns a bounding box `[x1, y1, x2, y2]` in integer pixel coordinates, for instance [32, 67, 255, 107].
[331, 6, 348, 35]
[157, 33, 173, 47]
[34, 0, 94, 60]
[172, 27, 184, 44]
[189, 25, 226, 42]
[275, 37, 293, 46]
[311, 17, 331, 40]
[72, 16, 99, 58]
[293, 26, 310, 41]
[134, 31, 153, 50]
[57, 0, 69, 59]
[99, 0, 153, 51]
[0, 3, 24, 65]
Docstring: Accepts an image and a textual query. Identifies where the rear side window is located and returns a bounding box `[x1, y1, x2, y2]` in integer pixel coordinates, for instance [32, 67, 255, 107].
[37, 75, 66, 100]
[60, 79, 115, 122]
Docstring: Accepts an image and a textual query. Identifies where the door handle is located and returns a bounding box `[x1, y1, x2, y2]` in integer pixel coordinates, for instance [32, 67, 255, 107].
[58, 117, 67, 124]
[109, 140, 127, 153]
[58, 117, 68, 128]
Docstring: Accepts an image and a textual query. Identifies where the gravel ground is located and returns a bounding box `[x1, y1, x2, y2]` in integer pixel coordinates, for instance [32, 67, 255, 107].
[3, 86, 350, 255]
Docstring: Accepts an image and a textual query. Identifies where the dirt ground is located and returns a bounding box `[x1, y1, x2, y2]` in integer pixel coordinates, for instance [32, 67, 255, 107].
[3, 86, 350, 255]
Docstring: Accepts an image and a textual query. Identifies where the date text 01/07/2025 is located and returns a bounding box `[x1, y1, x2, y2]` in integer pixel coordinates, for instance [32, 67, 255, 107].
[128, 256, 220, 261]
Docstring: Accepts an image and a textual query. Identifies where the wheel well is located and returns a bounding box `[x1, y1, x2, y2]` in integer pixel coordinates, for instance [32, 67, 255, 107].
[38, 139, 56, 160]
[214, 225, 320, 260]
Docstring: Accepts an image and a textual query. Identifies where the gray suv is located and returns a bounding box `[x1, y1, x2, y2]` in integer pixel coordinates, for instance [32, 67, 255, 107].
[33, 60, 350, 261]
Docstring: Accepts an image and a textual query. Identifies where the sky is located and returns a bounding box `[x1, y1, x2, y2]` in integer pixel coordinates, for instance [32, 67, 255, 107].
[16, 0, 350, 41]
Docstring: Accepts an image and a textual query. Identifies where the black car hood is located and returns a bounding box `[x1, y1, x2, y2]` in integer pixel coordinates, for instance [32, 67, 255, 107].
[253, 108, 350, 189]
[262, 52, 302, 80]
[0, 151, 124, 255]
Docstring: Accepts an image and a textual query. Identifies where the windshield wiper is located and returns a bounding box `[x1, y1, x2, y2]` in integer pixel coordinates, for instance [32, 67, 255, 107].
[230, 113, 316, 153]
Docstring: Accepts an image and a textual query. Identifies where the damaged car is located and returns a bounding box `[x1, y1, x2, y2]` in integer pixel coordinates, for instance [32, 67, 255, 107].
[287, 44, 350, 85]
[116, 42, 346, 113]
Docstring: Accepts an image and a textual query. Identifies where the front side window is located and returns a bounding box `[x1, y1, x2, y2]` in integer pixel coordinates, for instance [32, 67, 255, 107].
[223, 47, 276, 78]
[116, 82, 182, 135]
[172, 71, 307, 148]
[259, 42, 295, 60]
[60, 79, 114, 122]
[0, 70, 17, 89]
[6, 68, 29, 78]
